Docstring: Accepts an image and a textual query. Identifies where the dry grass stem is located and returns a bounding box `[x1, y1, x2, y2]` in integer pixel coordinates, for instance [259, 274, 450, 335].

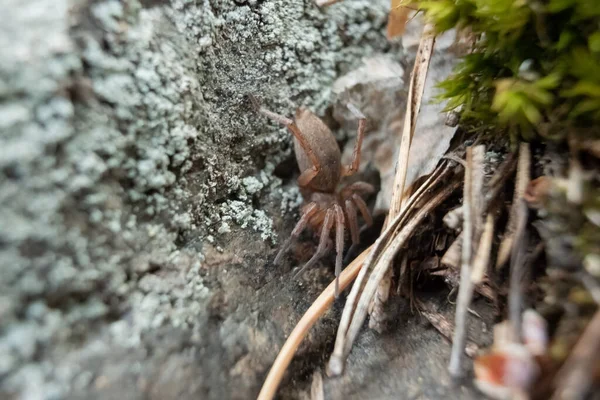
[579, 273, 600, 305]
[496, 143, 531, 268]
[470, 148, 485, 238]
[368, 267, 393, 332]
[329, 178, 460, 376]
[508, 201, 529, 341]
[310, 370, 325, 400]
[368, 23, 437, 335]
[471, 214, 494, 284]
[419, 303, 479, 358]
[567, 155, 584, 204]
[448, 145, 485, 377]
[330, 162, 451, 373]
[389, 25, 436, 218]
[257, 247, 371, 400]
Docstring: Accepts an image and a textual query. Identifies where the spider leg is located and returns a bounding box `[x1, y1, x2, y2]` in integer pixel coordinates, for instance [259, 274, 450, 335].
[343, 181, 375, 196]
[333, 204, 345, 297]
[344, 198, 360, 245]
[352, 193, 373, 227]
[274, 202, 319, 265]
[255, 105, 321, 188]
[293, 208, 335, 279]
[341, 103, 367, 177]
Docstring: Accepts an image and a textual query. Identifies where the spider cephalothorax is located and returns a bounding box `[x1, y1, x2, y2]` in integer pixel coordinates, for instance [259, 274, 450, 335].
[254, 99, 374, 294]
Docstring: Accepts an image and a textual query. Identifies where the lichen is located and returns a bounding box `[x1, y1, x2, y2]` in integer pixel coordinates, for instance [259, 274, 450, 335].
[0, 0, 393, 397]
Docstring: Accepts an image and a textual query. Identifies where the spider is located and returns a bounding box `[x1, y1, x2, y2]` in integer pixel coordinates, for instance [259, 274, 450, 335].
[253, 97, 375, 294]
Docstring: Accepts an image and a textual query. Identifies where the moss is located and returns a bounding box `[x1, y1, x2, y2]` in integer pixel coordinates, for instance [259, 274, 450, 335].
[409, 0, 600, 141]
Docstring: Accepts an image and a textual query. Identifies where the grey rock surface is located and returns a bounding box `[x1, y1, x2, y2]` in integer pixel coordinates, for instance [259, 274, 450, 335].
[0, 0, 393, 398]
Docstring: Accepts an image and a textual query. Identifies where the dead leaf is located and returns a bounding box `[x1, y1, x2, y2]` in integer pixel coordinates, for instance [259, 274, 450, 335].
[387, 1, 411, 39]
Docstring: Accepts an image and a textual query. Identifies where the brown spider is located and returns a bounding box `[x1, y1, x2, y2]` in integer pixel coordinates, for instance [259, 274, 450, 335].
[253, 97, 374, 294]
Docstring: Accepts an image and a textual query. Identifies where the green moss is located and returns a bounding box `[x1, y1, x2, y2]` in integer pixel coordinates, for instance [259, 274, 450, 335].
[410, 0, 600, 140]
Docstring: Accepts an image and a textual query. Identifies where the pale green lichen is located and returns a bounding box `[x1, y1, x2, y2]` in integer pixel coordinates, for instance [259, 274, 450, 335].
[0, 0, 392, 397]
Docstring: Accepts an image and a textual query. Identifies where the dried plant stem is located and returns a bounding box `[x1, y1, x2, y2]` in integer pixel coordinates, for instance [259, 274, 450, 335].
[419, 301, 479, 358]
[389, 25, 436, 218]
[552, 309, 600, 400]
[257, 247, 371, 400]
[448, 145, 485, 377]
[330, 180, 460, 375]
[471, 214, 494, 284]
[367, 26, 437, 325]
[310, 370, 324, 400]
[368, 266, 393, 332]
[441, 232, 463, 269]
[496, 143, 531, 268]
[579, 273, 600, 305]
[508, 201, 529, 341]
[329, 163, 451, 375]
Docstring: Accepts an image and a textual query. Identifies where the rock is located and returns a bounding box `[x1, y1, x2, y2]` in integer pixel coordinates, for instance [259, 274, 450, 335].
[0, 0, 393, 398]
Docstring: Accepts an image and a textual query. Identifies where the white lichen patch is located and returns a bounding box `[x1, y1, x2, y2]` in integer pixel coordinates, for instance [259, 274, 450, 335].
[242, 176, 264, 195]
[220, 200, 276, 243]
[278, 185, 304, 216]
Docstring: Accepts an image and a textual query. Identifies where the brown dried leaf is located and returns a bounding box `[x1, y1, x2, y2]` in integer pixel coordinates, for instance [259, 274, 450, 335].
[387, 1, 411, 39]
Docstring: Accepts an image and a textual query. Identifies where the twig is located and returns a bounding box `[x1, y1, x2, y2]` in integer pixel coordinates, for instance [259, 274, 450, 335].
[368, 266, 393, 332]
[496, 143, 531, 268]
[448, 145, 485, 377]
[329, 163, 451, 375]
[508, 201, 529, 341]
[329, 180, 461, 375]
[567, 149, 584, 205]
[419, 301, 479, 358]
[257, 247, 371, 400]
[471, 214, 494, 284]
[310, 370, 324, 400]
[471, 148, 485, 238]
[552, 309, 600, 400]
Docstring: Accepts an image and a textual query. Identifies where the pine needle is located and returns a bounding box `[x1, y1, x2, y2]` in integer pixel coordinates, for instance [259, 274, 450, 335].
[257, 247, 371, 400]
